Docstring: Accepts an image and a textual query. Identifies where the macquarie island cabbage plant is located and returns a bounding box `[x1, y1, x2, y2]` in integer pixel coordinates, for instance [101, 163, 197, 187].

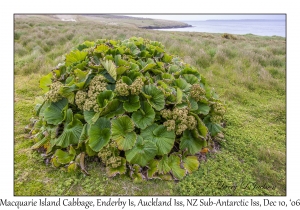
[27, 37, 225, 181]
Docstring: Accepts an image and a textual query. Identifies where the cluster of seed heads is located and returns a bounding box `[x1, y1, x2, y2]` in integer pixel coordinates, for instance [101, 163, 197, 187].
[115, 80, 130, 96]
[160, 109, 172, 119]
[129, 78, 144, 95]
[190, 84, 206, 102]
[143, 38, 151, 45]
[75, 90, 87, 110]
[213, 102, 226, 115]
[88, 75, 107, 94]
[98, 142, 121, 168]
[163, 120, 176, 131]
[107, 156, 122, 169]
[45, 81, 63, 102]
[210, 115, 223, 123]
[161, 107, 197, 135]
[176, 123, 189, 135]
[75, 75, 107, 112]
[98, 146, 112, 164]
[171, 107, 189, 120]
[115, 77, 144, 96]
[210, 102, 226, 123]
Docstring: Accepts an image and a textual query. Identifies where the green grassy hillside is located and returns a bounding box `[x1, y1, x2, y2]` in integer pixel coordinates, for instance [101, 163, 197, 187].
[14, 15, 286, 196]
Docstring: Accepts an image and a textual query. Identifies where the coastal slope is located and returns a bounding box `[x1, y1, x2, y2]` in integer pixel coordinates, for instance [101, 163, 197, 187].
[16, 14, 191, 29]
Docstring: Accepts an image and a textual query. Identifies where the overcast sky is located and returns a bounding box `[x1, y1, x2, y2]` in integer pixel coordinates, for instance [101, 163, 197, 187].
[124, 14, 285, 21]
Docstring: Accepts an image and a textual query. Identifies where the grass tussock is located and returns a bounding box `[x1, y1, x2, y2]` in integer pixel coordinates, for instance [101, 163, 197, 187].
[14, 15, 286, 196]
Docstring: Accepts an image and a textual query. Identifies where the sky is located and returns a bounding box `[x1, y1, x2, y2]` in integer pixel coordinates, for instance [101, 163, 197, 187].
[124, 14, 286, 21]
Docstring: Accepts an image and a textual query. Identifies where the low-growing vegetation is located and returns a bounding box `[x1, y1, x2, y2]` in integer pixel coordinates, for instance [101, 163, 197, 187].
[14, 15, 286, 196]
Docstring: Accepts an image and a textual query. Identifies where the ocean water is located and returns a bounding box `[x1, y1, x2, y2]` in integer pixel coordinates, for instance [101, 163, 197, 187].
[157, 19, 286, 37]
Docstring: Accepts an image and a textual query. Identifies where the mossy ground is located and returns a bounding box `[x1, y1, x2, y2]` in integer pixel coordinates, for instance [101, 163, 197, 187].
[14, 15, 286, 195]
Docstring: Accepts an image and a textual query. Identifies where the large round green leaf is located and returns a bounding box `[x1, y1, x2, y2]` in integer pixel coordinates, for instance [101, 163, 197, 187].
[85, 142, 97, 157]
[39, 72, 53, 93]
[147, 159, 159, 178]
[31, 136, 50, 150]
[121, 76, 133, 85]
[94, 44, 109, 53]
[83, 110, 96, 124]
[111, 116, 136, 150]
[100, 99, 125, 118]
[168, 154, 185, 180]
[168, 64, 180, 73]
[125, 136, 157, 167]
[43, 98, 68, 125]
[79, 123, 89, 143]
[127, 70, 142, 81]
[132, 101, 155, 129]
[158, 155, 171, 174]
[183, 156, 200, 174]
[178, 97, 199, 111]
[140, 59, 156, 72]
[142, 85, 165, 111]
[36, 99, 50, 118]
[190, 112, 208, 137]
[140, 124, 175, 155]
[64, 108, 74, 124]
[65, 50, 88, 67]
[194, 102, 210, 115]
[123, 95, 141, 112]
[97, 90, 115, 109]
[176, 87, 183, 104]
[180, 130, 207, 155]
[77, 40, 95, 51]
[115, 132, 137, 151]
[106, 157, 127, 177]
[205, 121, 223, 136]
[183, 74, 199, 85]
[74, 69, 90, 89]
[88, 117, 111, 152]
[179, 66, 201, 79]
[53, 146, 76, 164]
[60, 85, 77, 104]
[55, 110, 83, 148]
[111, 115, 134, 138]
[130, 164, 144, 183]
[101, 59, 117, 81]
[115, 54, 131, 68]
[123, 41, 141, 56]
[173, 78, 191, 92]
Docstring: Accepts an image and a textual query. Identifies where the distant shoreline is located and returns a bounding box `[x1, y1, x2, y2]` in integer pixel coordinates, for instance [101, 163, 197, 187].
[139, 24, 193, 30]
